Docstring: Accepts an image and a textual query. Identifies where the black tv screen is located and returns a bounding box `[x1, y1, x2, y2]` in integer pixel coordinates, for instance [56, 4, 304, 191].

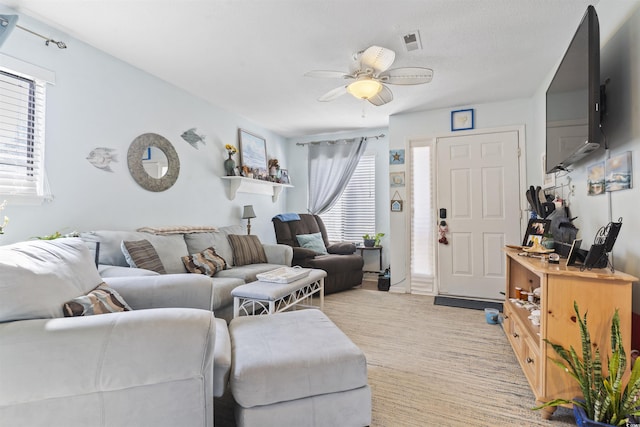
[545, 5, 601, 173]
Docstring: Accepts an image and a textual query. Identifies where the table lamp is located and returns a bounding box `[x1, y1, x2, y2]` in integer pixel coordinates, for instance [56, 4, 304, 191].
[242, 205, 256, 235]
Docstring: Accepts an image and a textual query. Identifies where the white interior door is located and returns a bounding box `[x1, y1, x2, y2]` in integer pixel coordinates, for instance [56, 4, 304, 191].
[436, 130, 521, 300]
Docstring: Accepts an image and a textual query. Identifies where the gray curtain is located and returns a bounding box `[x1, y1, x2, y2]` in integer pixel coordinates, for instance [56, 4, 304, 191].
[307, 137, 368, 215]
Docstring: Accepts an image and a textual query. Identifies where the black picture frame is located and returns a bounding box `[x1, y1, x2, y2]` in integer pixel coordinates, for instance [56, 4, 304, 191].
[566, 239, 583, 266]
[522, 218, 551, 247]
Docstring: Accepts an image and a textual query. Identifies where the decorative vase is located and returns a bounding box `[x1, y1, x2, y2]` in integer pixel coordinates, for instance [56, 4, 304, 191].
[363, 239, 376, 247]
[224, 153, 236, 176]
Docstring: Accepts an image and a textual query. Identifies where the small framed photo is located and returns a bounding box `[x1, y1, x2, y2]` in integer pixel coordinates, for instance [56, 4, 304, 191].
[605, 151, 632, 192]
[587, 161, 605, 196]
[389, 149, 405, 165]
[279, 169, 290, 184]
[238, 129, 268, 176]
[451, 108, 474, 131]
[522, 218, 551, 247]
[142, 147, 151, 160]
[390, 172, 405, 187]
[390, 199, 403, 212]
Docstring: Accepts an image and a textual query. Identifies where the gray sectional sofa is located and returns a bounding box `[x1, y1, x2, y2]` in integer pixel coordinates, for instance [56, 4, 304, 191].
[80, 225, 293, 321]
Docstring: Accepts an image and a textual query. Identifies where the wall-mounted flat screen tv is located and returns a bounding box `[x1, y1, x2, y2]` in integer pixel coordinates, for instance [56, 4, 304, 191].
[545, 5, 601, 173]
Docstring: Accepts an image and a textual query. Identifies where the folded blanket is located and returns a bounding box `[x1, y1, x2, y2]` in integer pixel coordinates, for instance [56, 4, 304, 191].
[274, 213, 301, 222]
[137, 225, 218, 235]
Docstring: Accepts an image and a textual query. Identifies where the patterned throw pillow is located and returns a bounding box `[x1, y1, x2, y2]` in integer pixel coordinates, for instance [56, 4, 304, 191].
[182, 247, 227, 277]
[63, 283, 132, 317]
[227, 234, 268, 266]
[121, 239, 167, 274]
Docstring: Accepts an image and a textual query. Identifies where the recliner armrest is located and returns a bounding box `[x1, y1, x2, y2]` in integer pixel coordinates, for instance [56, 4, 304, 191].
[292, 247, 318, 261]
[327, 242, 357, 255]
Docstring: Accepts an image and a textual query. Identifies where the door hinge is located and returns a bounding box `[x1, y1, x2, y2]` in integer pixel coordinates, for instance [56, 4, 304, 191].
[517, 147, 521, 157]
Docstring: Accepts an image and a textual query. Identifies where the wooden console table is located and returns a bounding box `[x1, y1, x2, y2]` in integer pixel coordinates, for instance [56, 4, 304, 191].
[502, 248, 636, 419]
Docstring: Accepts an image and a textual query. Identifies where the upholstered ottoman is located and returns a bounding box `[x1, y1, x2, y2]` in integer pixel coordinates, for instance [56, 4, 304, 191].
[229, 310, 371, 427]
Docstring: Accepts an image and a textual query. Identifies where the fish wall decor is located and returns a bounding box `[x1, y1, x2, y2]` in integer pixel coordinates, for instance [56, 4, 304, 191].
[181, 128, 206, 149]
[87, 147, 118, 172]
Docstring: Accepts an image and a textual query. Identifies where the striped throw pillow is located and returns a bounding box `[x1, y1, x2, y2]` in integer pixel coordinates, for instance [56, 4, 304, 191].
[121, 239, 167, 274]
[182, 247, 227, 276]
[63, 283, 132, 317]
[227, 234, 267, 266]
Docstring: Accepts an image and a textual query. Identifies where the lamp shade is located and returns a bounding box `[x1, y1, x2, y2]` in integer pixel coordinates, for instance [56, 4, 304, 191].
[347, 79, 383, 99]
[242, 205, 256, 219]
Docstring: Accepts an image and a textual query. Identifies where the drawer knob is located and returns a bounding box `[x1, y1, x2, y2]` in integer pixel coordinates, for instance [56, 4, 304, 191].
[526, 357, 534, 364]
[512, 333, 519, 338]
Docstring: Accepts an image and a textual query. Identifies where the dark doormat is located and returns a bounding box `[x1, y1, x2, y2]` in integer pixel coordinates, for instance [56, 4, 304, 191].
[434, 296, 503, 312]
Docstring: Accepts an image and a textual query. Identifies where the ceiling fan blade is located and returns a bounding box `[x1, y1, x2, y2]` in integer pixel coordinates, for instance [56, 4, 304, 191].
[318, 85, 348, 102]
[360, 46, 396, 73]
[305, 70, 353, 79]
[367, 84, 393, 106]
[379, 67, 434, 85]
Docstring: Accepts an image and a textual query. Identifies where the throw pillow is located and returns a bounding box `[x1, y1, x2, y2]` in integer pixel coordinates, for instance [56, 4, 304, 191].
[121, 240, 167, 274]
[227, 234, 268, 266]
[296, 232, 328, 255]
[182, 247, 227, 277]
[63, 283, 132, 317]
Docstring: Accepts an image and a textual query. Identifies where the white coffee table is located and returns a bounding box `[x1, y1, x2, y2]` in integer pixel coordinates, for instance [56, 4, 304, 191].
[232, 268, 327, 318]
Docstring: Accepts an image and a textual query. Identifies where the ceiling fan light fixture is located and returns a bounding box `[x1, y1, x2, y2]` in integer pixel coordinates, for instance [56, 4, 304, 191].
[347, 79, 382, 99]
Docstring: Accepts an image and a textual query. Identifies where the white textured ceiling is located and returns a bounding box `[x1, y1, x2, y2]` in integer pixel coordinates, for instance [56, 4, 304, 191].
[3, 0, 600, 138]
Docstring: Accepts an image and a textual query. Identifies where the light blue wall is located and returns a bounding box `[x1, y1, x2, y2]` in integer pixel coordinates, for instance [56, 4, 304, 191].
[0, 7, 289, 244]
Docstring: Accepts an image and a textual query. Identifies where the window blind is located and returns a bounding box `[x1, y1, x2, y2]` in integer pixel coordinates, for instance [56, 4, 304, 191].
[0, 69, 46, 199]
[321, 153, 376, 243]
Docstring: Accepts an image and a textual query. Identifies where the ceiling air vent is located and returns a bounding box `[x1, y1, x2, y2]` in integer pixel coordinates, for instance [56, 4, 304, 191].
[402, 30, 422, 52]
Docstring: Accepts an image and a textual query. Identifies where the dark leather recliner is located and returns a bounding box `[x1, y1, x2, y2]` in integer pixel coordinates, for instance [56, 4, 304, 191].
[272, 214, 364, 294]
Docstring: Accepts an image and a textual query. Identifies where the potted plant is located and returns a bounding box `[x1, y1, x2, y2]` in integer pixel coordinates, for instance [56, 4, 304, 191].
[533, 301, 640, 426]
[362, 233, 384, 247]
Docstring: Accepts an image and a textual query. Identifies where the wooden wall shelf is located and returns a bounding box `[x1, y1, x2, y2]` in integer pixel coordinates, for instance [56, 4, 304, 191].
[221, 176, 293, 202]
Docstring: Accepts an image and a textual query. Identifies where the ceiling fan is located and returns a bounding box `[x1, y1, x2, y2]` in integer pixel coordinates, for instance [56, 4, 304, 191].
[305, 45, 433, 106]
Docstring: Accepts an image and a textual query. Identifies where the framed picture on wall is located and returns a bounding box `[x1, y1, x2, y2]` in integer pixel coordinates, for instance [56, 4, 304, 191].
[451, 108, 474, 131]
[238, 129, 268, 176]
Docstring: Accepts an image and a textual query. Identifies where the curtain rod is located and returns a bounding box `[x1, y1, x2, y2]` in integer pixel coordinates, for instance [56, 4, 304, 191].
[16, 24, 67, 49]
[296, 133, 385, 146]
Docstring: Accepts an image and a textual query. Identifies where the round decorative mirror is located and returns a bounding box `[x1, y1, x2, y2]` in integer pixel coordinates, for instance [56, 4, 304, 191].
[127, 133, 180, 192]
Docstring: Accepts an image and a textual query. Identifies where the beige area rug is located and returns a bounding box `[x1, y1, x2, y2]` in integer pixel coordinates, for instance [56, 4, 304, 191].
[215, 289, 576, 427]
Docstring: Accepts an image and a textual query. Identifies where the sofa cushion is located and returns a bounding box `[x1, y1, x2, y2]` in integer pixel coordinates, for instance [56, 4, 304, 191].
[227, 235, 267, 266]
[63, 283, 132, 316]
[121, 240, 167, 274]
[214, 263, 286, 283]
[0, 238, 104, 322]
[296, 232, 328, 255]
[184, 231, 234, 267]
[182, 247, 227, 277]
[80, 231, 188, 274]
